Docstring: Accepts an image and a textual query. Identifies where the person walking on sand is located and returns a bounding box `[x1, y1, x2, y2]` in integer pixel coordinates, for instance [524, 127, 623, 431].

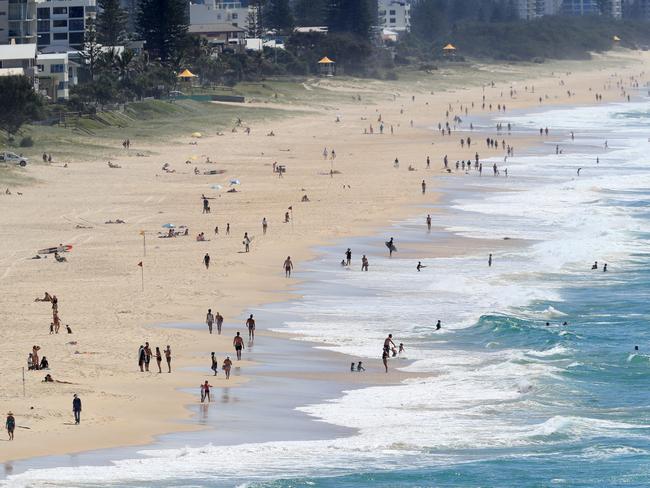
[233, 332, 244, 360]
[203, 253, 210, 269]
[138, 345, 145, 372]
[243, 232, 251, 252]
[6, 412, 15, 440]
[284, 256, 293, 277]
[216, 312, 224, 334]
[223, 356, 233, 379]
[144, 342, 152, 372]
[73, 394, 82, 424]
[155, 347, 162, 373]
[164, 345, 172, 373]
[246, 314, 256, 340]
[211, 352, 219, 376]
[262, 218, 268, 235]
[421, 179, 426, 194]
[426, 214, 432, 231]
[206, 309, 214, 334]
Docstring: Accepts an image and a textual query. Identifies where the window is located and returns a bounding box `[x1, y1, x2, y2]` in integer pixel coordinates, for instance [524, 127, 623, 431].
[53, 19, 67, 27]
[57, 80, 68, 90]
[68, 18, 83, 30]
[389, 17, 396, 23]
[389, 9, 396, 15]
[37, 33, 50, 45]
[37, 20, 50, 32]
[52, 32, 67, 40]
[37, 7, 49, 18]
[36, 64, 44, 72]
[0, 11, 6, 15]
[52, 7, 67, 14]
[68, 6, 84, 18]
[231, 12, 237, 19]
[51, 63, 65, 73]
[68, 31, 83, 44]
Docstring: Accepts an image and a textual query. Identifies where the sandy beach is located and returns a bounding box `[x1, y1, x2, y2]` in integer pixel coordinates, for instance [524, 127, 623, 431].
[0, 50, 648, 464]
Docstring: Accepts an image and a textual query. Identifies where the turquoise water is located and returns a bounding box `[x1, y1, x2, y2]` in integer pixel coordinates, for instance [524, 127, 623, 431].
[5, 101, 650, 487]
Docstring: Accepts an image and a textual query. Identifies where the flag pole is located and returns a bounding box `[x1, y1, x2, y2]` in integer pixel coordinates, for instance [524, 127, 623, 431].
[140, 230, 146, 257]
[141, 265, 144, 291]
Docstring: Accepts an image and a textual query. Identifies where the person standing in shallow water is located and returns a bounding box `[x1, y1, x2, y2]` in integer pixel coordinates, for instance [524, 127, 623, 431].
[233, 332, 244, 360]
[284, 256, 293, 277]
[426, 214, 432, 231]
[488, 254, 492, 267]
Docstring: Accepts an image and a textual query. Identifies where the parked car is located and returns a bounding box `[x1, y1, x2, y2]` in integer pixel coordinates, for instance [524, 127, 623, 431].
[0, 152, 28, 167]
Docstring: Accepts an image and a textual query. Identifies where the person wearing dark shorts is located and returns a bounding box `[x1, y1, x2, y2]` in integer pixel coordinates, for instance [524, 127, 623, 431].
[233, 332, 244, 360]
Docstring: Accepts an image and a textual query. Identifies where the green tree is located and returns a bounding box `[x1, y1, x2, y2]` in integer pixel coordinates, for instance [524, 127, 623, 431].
[266, 0, 294, 31]
[96, 0, 128, 46]
[411, 0, 449, 42]
[83, 16, 103, 80]
[0, 76, 43, 137]
[137, 0, 188, 62]
[327, 0, 374, 39]
[294, 0, 327, 26]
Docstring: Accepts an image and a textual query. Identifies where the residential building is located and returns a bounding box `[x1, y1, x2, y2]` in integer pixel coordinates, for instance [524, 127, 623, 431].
[189, 0, 249, 30]
[36, 50, 77, 99]
[517, 0, 563, 19]
[4, 0, 37, 44]
[561, 0, 622, 18]
[188, 22, 245, 48]
[0, 41, 36, 83]
[378, 0, 410, 33]
[36, 0, 96, 52]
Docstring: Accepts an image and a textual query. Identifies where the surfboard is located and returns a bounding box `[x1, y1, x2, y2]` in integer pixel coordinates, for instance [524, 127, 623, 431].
[37, 245, 72, 255]
[385, 241, 397, 252]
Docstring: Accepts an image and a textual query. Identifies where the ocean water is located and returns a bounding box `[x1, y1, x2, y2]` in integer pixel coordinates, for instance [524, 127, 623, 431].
[5, 100, 650, 487]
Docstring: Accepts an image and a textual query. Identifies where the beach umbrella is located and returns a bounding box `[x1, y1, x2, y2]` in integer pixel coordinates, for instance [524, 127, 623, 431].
[229, 179, 241, 185]
[443, 43, 456, 51]
[210, 184, 222, 190]
[191, 132, 202, 138]
[613, 35, 621, 42]
[162, 223, 176, 228]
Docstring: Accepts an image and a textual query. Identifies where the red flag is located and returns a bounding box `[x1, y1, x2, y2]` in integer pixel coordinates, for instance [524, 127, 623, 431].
[137, 261, 143, 267]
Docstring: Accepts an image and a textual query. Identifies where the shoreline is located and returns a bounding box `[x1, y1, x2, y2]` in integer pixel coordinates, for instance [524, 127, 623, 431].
[0, 51, 648, 470]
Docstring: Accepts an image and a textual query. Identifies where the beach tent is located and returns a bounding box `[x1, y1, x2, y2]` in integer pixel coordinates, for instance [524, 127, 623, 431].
[229, 179, 241, 185]
[318, 56, 336, 77]
[162, 223, 176, 228]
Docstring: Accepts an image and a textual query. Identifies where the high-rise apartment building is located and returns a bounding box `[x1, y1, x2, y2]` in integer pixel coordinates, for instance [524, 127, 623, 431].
[36, 0, 96, 51]
[378, 0, 411, 33]
[3, 0, 37, 44]
[562, 0, 622, 17]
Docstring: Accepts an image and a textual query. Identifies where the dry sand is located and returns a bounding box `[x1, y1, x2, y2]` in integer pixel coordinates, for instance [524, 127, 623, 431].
[0, 50, 648, 462]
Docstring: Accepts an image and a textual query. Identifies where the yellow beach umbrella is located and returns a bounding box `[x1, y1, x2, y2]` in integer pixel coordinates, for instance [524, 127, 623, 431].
[443, 43, 456, 51]
[191, 132, 202, 138]
[318, 56, 335, 64]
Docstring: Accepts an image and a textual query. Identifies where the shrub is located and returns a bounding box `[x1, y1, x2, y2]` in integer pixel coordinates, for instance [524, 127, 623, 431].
[19, 136, 34, 147]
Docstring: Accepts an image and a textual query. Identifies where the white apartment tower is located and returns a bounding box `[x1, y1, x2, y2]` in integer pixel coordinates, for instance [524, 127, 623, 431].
[378, 0, 411, 33]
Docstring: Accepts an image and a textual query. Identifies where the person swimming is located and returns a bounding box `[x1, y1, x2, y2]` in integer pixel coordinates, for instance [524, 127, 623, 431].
[592, 261, 598, 270]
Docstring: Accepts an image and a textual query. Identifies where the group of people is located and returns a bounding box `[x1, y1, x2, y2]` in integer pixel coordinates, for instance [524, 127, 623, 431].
[138, 343, 172, 373]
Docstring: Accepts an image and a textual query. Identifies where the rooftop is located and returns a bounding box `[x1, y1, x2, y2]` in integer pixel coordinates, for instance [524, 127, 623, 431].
[0, 43, 37, 61]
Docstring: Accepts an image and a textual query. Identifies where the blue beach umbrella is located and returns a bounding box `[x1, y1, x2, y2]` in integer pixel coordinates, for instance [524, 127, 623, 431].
[229, 179, 241, 185]
[162, 223, 176, 229]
